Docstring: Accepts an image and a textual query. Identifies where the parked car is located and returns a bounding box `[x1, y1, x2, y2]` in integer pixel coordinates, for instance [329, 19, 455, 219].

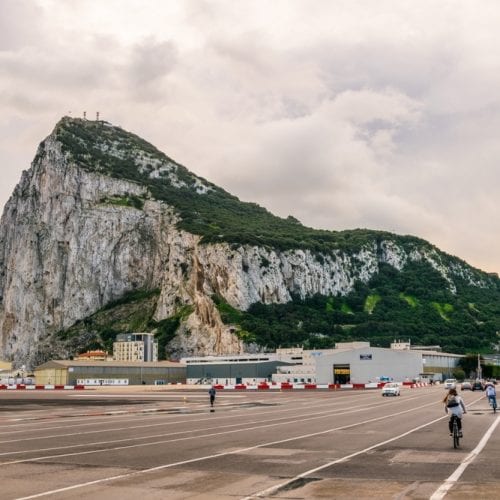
[460, 381, 472, 391]
[443, 379, 457, 389]
[472, 380, 485, 391]
[381, 382, 401, 396]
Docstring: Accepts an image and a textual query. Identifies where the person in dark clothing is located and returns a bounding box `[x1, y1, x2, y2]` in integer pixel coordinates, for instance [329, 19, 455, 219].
[208, 387, 216, 407]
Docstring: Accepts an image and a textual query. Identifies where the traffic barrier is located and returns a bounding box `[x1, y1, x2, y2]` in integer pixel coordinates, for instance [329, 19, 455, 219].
[0, 384, 85, 390]
[0, 382, 429, 391]
[203, 382, 430, 391]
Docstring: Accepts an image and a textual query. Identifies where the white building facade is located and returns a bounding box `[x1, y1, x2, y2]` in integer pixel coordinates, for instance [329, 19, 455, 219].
[314, 346, 422, 384]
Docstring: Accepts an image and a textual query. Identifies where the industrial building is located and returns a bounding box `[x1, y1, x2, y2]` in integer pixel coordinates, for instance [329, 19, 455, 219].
[390, 340, 464, 380]
[274, 342, 463, 384]
[182, 341, 464, 386]
[0, 360, 12, 371]
[314, 346, 422, 384]
[182, 353, 298, 385]
[34, 360, 186, 385]
[32, 338, 465, 387]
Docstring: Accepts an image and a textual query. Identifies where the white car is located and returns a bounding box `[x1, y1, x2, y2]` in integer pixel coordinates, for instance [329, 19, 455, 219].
[381, 382, 401, 396]
[443, 379, 457, 389]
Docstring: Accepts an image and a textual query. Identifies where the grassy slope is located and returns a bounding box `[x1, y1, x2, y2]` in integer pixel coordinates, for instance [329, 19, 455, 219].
[54, 117, 435, 254]
[215, 262, 500, 354]
[50, 118, 500, 355]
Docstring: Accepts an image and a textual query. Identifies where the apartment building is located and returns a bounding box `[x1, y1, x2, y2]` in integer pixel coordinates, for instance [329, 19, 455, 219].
[113, 333, 158, 362]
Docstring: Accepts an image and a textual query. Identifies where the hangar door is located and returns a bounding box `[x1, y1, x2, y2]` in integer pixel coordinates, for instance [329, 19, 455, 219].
[333, 364, 351, 384]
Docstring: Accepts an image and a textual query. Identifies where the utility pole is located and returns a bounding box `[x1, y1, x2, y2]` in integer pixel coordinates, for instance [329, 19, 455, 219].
[477, 353, 482, 380]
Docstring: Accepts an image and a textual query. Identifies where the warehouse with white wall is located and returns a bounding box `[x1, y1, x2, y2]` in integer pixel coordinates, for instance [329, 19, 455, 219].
[315, 346, 422, 384]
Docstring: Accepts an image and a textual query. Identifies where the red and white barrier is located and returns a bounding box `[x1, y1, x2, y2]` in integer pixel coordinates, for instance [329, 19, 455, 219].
[0, 382, 429, 391]
[0, 384, 85, 390]
[210, 381, 429, 391]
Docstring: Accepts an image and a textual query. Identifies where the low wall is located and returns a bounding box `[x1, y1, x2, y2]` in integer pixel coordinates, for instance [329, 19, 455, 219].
[0, 384, 85, 390]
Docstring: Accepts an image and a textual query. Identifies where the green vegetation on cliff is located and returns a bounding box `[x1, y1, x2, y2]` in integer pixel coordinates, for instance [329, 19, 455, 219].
[53, 117, 436, 256]
[57, 290, 170, 360]
[58, 258, 500, 358]
[50, 117, 500, 356]
[214, 262, 500, 354]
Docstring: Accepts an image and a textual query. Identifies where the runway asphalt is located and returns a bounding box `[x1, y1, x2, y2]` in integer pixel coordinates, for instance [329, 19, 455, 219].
[0, 385, 498, 499]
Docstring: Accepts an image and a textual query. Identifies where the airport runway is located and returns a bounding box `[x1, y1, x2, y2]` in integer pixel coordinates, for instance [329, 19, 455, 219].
[0, 385, 498, 499]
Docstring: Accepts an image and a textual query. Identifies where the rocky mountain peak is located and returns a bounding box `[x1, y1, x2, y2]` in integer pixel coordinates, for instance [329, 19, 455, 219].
[51, 116, 213, 195]
[1, 118, 499, 369]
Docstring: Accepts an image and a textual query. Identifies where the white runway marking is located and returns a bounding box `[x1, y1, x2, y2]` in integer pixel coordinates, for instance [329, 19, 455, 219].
[12, 401, 438, 499]
[0, 397, 414, 454]
[0, 392, 422, 441]
[241, 394, 486, 499]
[240, 415, 447, 499]
[69, 393, 246, 398]
[429, 415, 500, 500]
[2, 399, 431, 464]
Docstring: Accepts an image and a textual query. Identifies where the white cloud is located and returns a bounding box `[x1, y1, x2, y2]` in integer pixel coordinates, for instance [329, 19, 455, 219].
[1, 0, 500, 273]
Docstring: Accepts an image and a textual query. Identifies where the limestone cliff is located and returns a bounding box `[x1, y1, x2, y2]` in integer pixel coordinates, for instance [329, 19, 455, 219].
[0, 118, 496, 367]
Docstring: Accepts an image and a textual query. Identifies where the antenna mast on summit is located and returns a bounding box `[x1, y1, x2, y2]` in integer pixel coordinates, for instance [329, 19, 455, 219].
[83, 111, 87, 120]
[96, 111, 100, 121]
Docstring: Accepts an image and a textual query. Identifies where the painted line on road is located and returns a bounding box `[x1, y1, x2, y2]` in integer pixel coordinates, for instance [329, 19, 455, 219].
[0, 391, 427, 441]
[1, 396, 429, 461]
[0, 390, 354, 430]
[240, 415, 447, 499]
[241, 393, 486, 499]
[13, 401, 440, 499]
[0, 395, 369, 439]
[0, 386, 426, 430]
[0, 403, 370, 449]
[429, 414, 500, 500]
[69, 393, 247, 398]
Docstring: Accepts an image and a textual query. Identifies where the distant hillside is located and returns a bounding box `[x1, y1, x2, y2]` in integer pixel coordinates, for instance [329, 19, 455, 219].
[55, 118, 439, 253]
[214, 261, 500, 354]
[1, 117, 499, 368]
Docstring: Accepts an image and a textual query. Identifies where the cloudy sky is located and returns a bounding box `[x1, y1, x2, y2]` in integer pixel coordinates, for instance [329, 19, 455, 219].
[1, 0, 499, 273]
